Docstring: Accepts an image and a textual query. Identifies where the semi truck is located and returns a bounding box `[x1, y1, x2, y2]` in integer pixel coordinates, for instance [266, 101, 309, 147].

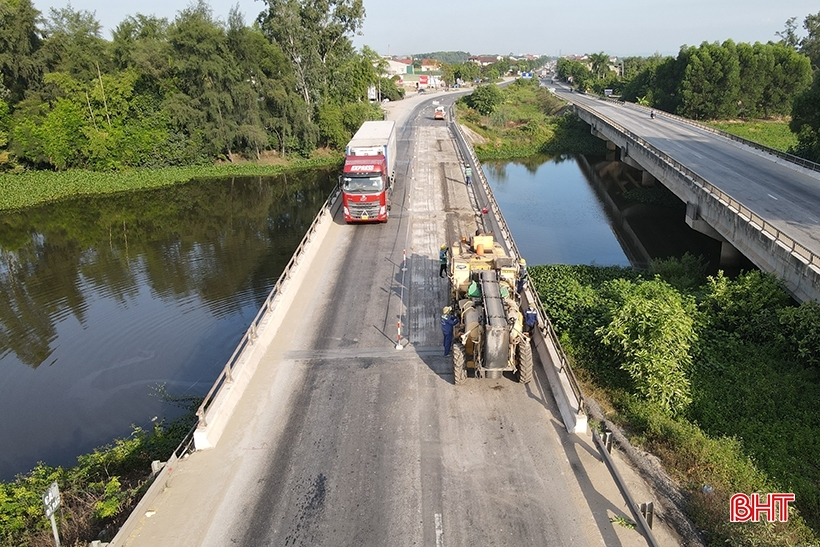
[340, 120, 397, 223]
[447, 232, 533, 385]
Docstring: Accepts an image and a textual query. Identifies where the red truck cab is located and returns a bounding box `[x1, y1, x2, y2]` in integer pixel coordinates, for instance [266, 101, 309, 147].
[341, 156, 391, 222]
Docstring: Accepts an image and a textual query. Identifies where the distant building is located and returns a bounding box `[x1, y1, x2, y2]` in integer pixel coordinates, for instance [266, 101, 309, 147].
[420, 59, 441, 72]
[384, 58, 412, 76]
[468, 55, 505, 66]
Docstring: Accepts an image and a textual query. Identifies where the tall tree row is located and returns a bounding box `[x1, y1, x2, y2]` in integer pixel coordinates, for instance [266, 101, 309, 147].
[0, 0, 381, 171]
[620, 40, 812, 120]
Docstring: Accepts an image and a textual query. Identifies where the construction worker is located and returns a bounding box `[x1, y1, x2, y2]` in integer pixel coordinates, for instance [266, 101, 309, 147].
[516, 259, 528, 294]
[524, 306, 538, 336]
[439, 244, 448, 278]
[441, 306, 459, 357]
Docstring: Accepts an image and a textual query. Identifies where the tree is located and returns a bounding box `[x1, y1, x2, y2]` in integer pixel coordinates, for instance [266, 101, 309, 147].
[790, 70, 820, 162]
[258, 0, 365, 121]
[776, 16, 800, 49]
[679, 41, 741, 119]
[0, 0, 44, 103]
[440, 63, 455, 86]
[801, 11, 820, 69]
[598, 278, 696, 416]
[466, 84, 502, 114]
[111, 14, 170, 74]
[166, 1, 240, 161]
[39, 5, 109, 83]
[455, 62, 479, 84]
[587, 51, 610, 79]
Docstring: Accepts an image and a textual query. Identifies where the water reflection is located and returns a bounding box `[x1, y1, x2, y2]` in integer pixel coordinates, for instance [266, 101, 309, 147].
[485, 154, 736, 274]
[0, 170, 337, 480]
[485, 155, 631, 267]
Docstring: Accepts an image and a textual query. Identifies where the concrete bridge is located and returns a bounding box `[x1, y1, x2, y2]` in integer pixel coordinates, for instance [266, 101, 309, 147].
[108, 92, 680, 547]
[560, 85, 820, 303]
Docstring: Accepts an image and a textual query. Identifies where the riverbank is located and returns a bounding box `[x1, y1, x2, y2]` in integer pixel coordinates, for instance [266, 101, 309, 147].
[0, 404, 198, 546]
[455, 79, 606, 161]
[531, 262, 820, 545]
[0, 152, 343, 212]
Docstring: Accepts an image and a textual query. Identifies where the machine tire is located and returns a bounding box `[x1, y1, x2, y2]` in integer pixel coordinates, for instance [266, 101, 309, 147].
[453, 341, 467, 385]
[518, 338, 533, 384]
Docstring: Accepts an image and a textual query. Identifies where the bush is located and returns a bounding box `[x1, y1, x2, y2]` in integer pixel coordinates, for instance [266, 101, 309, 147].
[465, 84, 503, 115]
[530, 264, 820, 543]
[597, 278, 696, 416]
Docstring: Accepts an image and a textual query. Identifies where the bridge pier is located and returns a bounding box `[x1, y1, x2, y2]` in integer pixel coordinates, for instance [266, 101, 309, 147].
[686, 203, 743, 267]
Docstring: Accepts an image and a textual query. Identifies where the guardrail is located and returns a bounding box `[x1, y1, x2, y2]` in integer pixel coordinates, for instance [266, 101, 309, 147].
[196, 183, 342, 426]
[573, 101, 820, 272]
[448, 108, 586, 417]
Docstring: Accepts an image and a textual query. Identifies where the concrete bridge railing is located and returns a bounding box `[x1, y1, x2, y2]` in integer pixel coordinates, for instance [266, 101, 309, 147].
[193, 183, 343, 449]
[574, 102, 820, 302]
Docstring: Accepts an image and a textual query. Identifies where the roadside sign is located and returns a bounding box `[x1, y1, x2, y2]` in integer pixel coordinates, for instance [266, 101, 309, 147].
[43, 481, 60, 518]
[604, 89, 613, 96]
[43, 481, 61, 546]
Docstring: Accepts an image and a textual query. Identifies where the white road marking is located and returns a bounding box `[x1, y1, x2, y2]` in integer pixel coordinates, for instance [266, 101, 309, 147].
[435, 513, 444, 547]
[768, 193, 779, 200]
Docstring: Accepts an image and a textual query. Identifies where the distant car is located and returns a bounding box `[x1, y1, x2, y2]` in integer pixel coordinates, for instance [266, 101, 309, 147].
[418, 88, 426, 93]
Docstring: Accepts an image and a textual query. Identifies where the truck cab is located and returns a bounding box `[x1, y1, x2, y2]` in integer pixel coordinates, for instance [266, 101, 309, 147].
[341, 156, 391, 222]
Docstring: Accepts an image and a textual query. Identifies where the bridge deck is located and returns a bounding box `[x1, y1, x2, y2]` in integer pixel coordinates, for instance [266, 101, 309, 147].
[114, 97, 681, 547]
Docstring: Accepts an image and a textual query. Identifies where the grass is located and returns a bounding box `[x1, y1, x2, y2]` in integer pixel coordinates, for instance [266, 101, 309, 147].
[706, 120, 797, 152]
[456, 79, 606, 161]
[0, 152, 343, 212]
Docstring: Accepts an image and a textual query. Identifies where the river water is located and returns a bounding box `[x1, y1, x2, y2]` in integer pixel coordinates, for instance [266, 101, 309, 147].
[1, 154, 729, 480]
[0, 171, 337, 480]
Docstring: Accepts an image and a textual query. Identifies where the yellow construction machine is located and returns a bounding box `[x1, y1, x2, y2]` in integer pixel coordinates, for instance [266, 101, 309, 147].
[447, 233, 533, 385]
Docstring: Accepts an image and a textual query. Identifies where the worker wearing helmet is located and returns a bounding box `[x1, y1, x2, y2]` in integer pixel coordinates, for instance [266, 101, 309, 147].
[439, 244, 448, 278]
[516, 258, 529, 294]
[441, 306, 459, 357]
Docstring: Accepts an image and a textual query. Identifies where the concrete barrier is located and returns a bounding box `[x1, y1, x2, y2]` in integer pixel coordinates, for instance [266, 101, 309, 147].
[193, 194, 342, 450]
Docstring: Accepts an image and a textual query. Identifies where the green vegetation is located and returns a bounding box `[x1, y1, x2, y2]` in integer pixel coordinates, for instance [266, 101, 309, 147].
[456, 78, 606, 160]
[530, 260, 820, 545]
[0, 397, 198, 546]
[706, 120, 798, 152]
[0, 154, 342, 211]
[439, 56, 548, 88]
[0, 0, 382, 172]
[413, 51, 470, 65]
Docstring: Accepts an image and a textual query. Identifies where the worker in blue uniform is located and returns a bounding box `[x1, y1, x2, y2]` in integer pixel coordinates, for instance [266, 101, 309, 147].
[524, 306, 538, 335]
[441, 306, 459, 356]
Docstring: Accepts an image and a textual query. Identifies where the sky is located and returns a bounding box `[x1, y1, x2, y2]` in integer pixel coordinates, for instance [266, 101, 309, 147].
[31, 0, 820, 58]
